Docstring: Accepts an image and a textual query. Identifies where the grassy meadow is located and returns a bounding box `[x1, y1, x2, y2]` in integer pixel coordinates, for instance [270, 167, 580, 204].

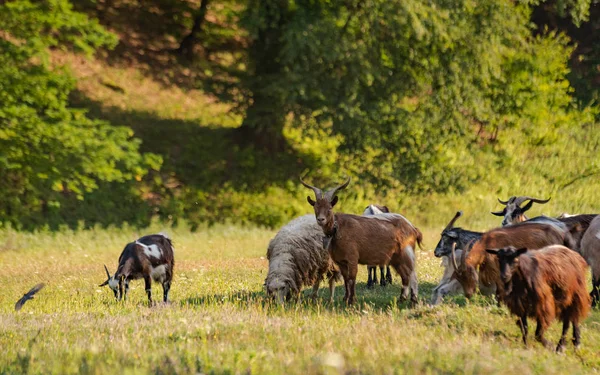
[2, 222, 600, 375]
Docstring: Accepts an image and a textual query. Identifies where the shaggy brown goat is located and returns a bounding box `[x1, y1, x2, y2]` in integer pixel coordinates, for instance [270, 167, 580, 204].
[300, 177, 423, 305]
[492, 199, 599, 304]
[452, 222, 568, 301]
[486, 245, 590, 351]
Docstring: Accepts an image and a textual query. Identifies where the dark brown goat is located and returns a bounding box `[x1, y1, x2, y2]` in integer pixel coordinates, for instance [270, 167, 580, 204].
[452, 222, 569, 300]
[486, 246, 590, 351]
[301, 177, 423, 305]
[100, 234, 175, 304]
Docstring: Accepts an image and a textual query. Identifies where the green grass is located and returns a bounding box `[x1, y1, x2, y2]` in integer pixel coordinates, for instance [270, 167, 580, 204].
[2, 223, 600, 374]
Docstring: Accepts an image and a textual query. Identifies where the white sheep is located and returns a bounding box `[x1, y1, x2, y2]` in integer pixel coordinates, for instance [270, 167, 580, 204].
[265, 215, 340, 303]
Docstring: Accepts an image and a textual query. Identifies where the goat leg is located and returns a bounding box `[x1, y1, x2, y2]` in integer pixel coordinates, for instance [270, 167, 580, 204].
[572, 322, 581, 348]
[386, 266, 393, 285]
[591, 278, 600, 308]
[379, 266, 386, 287]
[517, 316, 528, 346]
[367, 266, 375, 289]
[409, 271, 419, 305]
[328, 274, 336, 304]
[310, 279, 321, 300]
[144, 275, 153, 305]
[556, 318, 570, 353]
[162, 280, 171, 303]
[535, 319, 551, 348]
[124, 279, 129, 301]
[347, 265, 358, 305]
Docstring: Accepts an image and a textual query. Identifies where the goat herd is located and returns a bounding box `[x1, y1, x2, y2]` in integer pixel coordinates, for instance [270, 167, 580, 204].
[99, 177, 600, 353]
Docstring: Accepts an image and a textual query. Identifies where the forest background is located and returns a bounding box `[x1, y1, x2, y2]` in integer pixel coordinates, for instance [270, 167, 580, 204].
[1, 0, 599, 231]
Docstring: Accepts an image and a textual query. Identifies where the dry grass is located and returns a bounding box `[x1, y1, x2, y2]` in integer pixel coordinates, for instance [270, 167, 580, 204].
[1, 223, 600, 374]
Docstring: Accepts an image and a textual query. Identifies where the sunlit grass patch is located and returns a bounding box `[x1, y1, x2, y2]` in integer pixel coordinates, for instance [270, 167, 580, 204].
[1, 224, 600, 374]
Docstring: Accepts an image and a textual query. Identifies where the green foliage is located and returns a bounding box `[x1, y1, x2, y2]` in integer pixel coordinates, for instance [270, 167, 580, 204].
[243, 0, 594, 196]
[520, 0, 593, 25]
[0, 0, 160, 229]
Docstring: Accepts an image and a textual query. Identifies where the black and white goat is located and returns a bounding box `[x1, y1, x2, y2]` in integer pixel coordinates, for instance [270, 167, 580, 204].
[363, 204, 393, 288]
[100, 234, 175, 303]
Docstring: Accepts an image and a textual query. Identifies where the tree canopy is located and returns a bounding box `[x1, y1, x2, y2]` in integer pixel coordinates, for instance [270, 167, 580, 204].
[0, 0, 161, 228]
[0, 0, 598, 229]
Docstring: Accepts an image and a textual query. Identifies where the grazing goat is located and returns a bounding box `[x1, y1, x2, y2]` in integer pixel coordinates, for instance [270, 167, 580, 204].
[265, 214, 340, 303]
[452, 221, 569, 300]
[486, 246, 590, 351]
[431, 212, 494, 304]
[301, 177, 422, 305]
[580, 216, 600, 306]
[363, 204, 393, 288]
[433, 211, 482, 258]
[431, 244, 465, 305]
[100, 234, 174, 303]
[491, 196, 551, 226]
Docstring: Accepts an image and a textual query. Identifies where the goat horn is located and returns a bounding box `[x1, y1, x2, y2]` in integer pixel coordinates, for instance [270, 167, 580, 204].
[444, 211, 463, 231]
[451, 242, 459, 271]
[513, 196, 551, 207]
[497, 197, 509, 205]
[324, 176, 351, 201]
[104, 264, 111, 279]
[299, 176, 323, 200]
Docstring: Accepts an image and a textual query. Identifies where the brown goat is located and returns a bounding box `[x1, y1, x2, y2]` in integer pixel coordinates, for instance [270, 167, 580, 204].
[452, 222, 569, 301]
[486, 246, 590, 351]
[300, 177, 423, 305]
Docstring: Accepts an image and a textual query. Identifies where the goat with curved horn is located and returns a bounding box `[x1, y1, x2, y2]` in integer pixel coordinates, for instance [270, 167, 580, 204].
[451, 242, 459, 272]
[299, 176, 323, 200]
[513, 196, 551, 207]
[302, 175, 421, 305]
[99, 264, 112, 287]
[444, 211, 463, 231]
[497, 197, 515, 205]
[324, 176, 351, 201]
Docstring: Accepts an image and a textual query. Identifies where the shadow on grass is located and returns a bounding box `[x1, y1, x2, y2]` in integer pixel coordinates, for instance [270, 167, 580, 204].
[180, 281, 441, 312]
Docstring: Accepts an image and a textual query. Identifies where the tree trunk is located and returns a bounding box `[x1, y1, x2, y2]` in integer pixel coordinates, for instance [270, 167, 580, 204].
[238, 92, 287, 153]
[176, 0, 209, 59]
[238, 0, 289, 153]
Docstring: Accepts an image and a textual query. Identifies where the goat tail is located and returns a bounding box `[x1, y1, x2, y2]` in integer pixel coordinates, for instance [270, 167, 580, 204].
[415, 228, 424, 250]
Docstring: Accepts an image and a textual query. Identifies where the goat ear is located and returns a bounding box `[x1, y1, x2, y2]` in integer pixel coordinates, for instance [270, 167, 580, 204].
[521, 200, 534, 212]
[307, 196, 315, 206]
[490, 210, 505, 217]
[330, 196, 338, 207]
[515, 248, 528, 256]
[485, 249, 498, 255]
[99, 280, 109, 287]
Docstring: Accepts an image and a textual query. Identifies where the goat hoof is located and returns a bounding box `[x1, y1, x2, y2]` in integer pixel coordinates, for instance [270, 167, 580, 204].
[556, 344, 566, 353]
